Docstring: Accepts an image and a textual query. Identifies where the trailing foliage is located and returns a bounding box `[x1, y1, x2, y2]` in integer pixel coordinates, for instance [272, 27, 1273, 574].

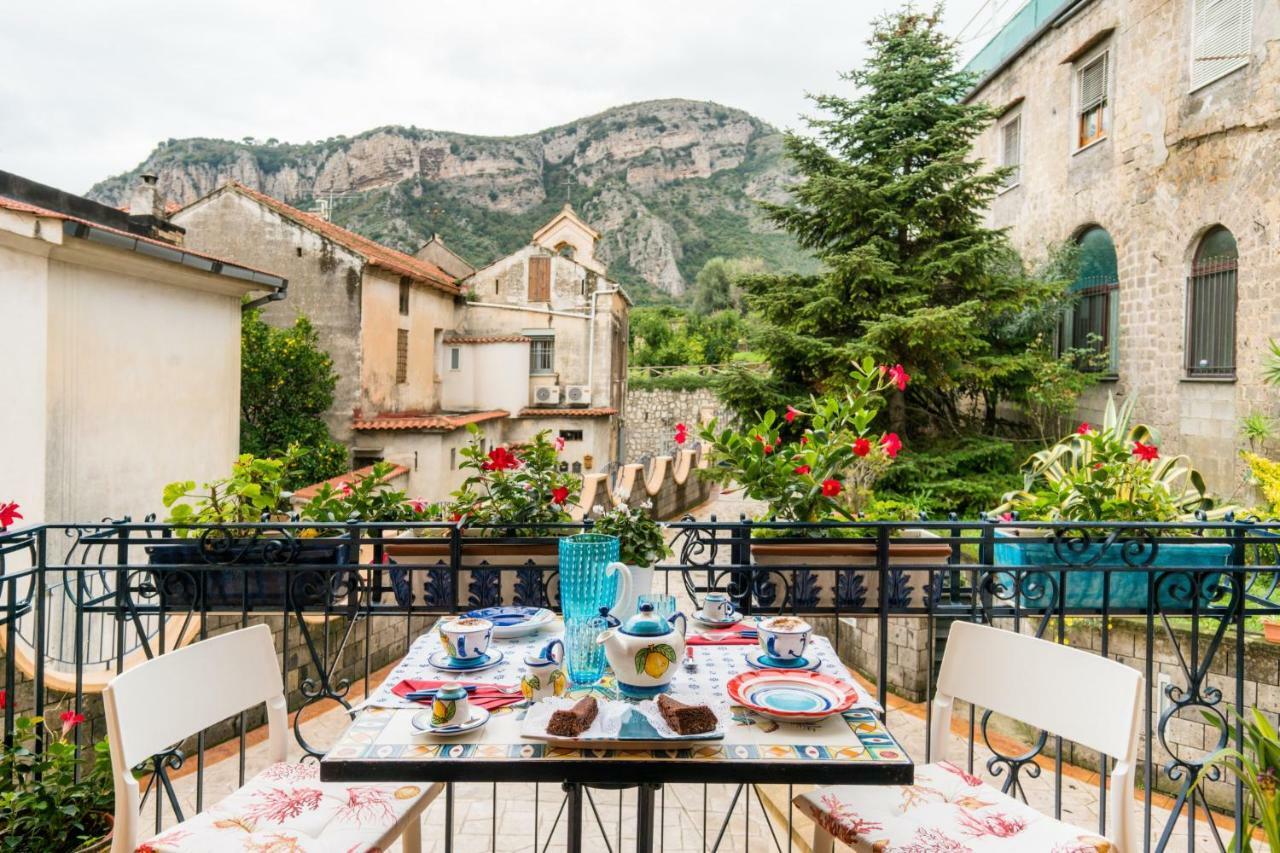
[162, 452, 297, 535]
[240, 309, 347, 490]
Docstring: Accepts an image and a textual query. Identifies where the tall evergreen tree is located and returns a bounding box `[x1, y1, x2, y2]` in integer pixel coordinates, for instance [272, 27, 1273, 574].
[722, 8, 1062, 436]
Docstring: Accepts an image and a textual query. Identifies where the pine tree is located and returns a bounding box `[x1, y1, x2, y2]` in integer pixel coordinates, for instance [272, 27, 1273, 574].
[724, 8, 1062, 437]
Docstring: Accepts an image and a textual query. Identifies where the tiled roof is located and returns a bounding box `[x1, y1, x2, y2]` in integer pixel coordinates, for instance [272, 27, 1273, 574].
[291, 462, 410, 501]
[0, 195, 285, 287]
[352, 409, 509, 431]
[443, 335, 532, 345]
[216, 182, 459, 294]
[517, 407, 618, 418]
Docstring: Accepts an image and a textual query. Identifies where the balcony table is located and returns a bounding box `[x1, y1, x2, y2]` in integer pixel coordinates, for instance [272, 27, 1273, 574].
[321, 618, 914, 852]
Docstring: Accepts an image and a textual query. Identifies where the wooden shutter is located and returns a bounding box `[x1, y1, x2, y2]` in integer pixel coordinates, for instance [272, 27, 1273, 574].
[528, 256, 551, 302]
[1001, 116, 1021, 186]
[1191, 0, 1253, 90]
[1078, 54, 1108, 111]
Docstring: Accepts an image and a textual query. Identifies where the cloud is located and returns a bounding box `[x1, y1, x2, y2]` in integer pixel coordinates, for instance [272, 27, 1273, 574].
[0, 0, 992, 193]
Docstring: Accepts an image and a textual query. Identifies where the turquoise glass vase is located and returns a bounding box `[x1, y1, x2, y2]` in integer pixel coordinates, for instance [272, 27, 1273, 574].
[558, 534, 632, 620]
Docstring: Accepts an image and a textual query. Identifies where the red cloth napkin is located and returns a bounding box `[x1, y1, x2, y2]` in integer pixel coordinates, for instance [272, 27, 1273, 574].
[687, 632, 758, 646]
[391, 679, 523, 710]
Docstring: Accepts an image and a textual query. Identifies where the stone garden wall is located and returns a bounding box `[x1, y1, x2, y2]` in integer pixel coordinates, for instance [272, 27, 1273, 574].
[625, 387, 734, 463]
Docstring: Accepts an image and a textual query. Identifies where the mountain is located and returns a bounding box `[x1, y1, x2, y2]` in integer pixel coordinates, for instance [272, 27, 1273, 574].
[87, 99, 817, 302]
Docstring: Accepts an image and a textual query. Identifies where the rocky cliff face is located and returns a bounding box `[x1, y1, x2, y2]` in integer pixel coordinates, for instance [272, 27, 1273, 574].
[88, 99, 814, 300]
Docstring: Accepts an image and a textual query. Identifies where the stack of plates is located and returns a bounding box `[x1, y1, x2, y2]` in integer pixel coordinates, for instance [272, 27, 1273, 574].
[463, 605, 555, 638]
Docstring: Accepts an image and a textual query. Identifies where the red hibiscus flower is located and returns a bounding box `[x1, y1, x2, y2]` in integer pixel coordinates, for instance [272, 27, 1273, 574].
[1077, 422, 1092, 434]
[338, 482, 352, 497]
[880, 433, 902, 458]
[1132, 441, 1159, 462]
[554, 435, 566, 451]
[0, 689, 6, 710]
[450, 512, 463, 523]
[821, 479, 842, 497]
[0, 502, 21, 529]
[60, 710, 85, 734]
[482, 446, 521, 471]
[409, 499, 428, 514]
[674, 423, 689, 445]
[1000, 512, 1014, 522]
[852, 437, 871, 458]
[800, 435, 809, 445]
[551, 486, 570, 505]
[763, 444, 774, 455]
[885, 364, 910, 391]
[784, 405, 800, 423]
[794, 465, 811, 475]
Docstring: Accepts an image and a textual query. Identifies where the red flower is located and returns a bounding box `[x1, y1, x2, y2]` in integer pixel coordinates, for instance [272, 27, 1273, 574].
[1000, 512, 1014, 522]
[800, 435, 809, 445]
[551, 486, 570, 505]
[482, 446, 521, 471]
[753, 434, 764, 443]
[762, 444, 774, 454]
[674, 423, 689, 445]
[886, 364, 910, 391]
[784, 405, 800, 423]
[1132, 441, 1159, 462]
[0, 689, 6, 710]
[821, 479, 842, 497]
[338, 482, 352, 497]
[450, 512, 463, 523]
[0, 502, 21, 529]
[880, 433, 902, 459]
[794, 465, 811, 475]
[60, 710, 85, 734]
[1077, 422, 1092, 434]
[409, 499, 428, 514]
[554, 435, 566, 451]
[852, 437, 871, 458]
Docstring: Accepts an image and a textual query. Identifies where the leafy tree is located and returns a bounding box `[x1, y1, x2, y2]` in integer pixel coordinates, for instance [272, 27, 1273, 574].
[629, 306, 747, 367]
[690, 256, 762, 315]
[722, 9, 1066, 438]
[240, 309, 348, 489]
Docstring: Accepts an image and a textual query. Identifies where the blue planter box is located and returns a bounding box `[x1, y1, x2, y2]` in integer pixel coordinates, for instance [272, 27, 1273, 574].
[993, 530, 1231, 610]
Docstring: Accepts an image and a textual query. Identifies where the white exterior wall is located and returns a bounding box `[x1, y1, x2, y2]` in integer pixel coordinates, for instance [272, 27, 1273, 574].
[439, 341, 528, 414]
[0, 232, 51, 523]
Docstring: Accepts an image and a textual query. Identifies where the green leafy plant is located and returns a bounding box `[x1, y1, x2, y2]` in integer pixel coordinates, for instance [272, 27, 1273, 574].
[1243, 452, 1280, 518]
[1242, 413, 1277, 451]
[298, 461, 430, 525]
[1195, 707, 1280, 851]
[162, 452, 298, 536]
[590, 503, 671, 568]
[995, 395, 1219, 522]
[1264, 338, 1280, 388]
[446, 427, 580, 536]
[0, 713, 114, 851]
[699, 358, 904, 527]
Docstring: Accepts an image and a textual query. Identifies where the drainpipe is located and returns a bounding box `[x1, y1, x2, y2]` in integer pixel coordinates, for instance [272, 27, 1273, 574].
[586, 286, 621, 393]
[243, 280, 288, 311]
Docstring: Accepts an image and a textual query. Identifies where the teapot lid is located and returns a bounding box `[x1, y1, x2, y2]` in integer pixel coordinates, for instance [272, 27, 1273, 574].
[620, 603, 671, 637]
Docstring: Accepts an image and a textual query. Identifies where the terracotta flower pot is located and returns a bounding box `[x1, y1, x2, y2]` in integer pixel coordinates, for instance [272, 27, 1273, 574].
[1264, 618, 1280, 644]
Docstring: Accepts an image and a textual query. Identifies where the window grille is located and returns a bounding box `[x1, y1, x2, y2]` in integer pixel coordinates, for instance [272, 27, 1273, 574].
[1058, 226, 1119, 373]
[1077, 53, 1109, 147]
[530, 338, 555, 374]
[396, 329, 409, 384]
[1191, 0, 1253, 90]
[1001, 115, 1021, 187]
[1185, 227, 1239, 377]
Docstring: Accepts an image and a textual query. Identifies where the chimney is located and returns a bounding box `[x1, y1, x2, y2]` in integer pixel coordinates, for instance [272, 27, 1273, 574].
[127, 173, 185, 244]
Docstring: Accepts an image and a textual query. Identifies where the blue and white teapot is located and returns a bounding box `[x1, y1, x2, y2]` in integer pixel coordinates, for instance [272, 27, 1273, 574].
[596, 603, 686, 698]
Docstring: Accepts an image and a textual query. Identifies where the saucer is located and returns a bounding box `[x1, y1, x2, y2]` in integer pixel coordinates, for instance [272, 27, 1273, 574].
[427, 648, 505, 673]
[743, 651, 820, 671]
[411, 705, 491, 736]
[692, 608, 743, 627]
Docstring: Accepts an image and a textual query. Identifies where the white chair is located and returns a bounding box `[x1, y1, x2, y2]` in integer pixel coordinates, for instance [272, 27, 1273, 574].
[795, 621, 1143, 853]
[103, 624, 441, 853]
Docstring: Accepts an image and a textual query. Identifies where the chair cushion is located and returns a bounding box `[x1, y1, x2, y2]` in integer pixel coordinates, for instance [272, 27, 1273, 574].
[793, 761, 1116, 852]
[135, 761, 434, 853]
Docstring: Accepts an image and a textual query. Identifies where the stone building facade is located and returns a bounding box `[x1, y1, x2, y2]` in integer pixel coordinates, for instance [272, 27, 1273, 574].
[966, 0, 1278, 492]
[624, 387, 735, 462]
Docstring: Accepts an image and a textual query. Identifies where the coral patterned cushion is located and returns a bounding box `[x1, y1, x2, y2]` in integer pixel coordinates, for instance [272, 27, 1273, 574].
[135, 762, 433, 853]
[794, 761, 1116, 852]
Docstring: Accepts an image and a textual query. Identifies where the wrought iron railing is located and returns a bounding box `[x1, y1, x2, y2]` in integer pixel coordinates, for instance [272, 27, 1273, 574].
[2, 517, 1278, 851]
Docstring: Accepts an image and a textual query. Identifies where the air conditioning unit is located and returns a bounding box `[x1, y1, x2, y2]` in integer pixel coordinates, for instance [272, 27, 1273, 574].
[533, 385, 561, 406]
[564, 385, 592, 406]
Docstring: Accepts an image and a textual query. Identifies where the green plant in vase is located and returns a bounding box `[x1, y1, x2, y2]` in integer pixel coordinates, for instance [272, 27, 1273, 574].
[590, 503, 671, 568]
[298, 461, 433, 527]
[162, 452, 297, 536]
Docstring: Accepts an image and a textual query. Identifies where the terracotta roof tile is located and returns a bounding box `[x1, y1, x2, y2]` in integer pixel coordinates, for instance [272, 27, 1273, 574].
[218, 182, 459, 294]
[0, 195, 285, 284]
[352, 409, 509, 431]
[291, 462, 410, 501]
[517, 407, 618, 418]
[443, 335, 532, 345]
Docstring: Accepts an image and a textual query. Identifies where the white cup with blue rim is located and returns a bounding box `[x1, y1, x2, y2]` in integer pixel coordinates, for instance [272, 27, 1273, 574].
[757, 616, 812, 664]
[702, 592, 735, 622]
[439, 616, 493, 663]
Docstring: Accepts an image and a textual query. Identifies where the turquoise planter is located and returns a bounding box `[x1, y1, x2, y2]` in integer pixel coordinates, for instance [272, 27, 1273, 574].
[993, 530, 1231, 610]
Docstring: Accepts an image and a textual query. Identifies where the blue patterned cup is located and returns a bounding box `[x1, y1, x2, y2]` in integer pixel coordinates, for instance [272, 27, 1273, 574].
[757, 616, 811, 663]
[439, 616, 493, 662]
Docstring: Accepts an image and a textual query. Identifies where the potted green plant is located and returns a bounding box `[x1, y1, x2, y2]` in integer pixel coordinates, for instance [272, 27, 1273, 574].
[589, 501, 673, 612]
[1196, 707, 1280, 851]
[384, 427, 581, 609]
[151, 452, 355, 611]
[0, 711, 114, 851]
[698, 359, 951, 610]
[992, 395, 1230, 610]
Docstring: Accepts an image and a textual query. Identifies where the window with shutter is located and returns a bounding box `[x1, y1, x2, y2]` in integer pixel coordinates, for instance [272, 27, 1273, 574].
[1077, 53, 1109, 148]
[1185, 226, 1238, 377]
[1000, 115, 1021, 187]
[396, 329, 409, 384]
[528, 256, 551, 302]
[1191, 0, 1253, 90]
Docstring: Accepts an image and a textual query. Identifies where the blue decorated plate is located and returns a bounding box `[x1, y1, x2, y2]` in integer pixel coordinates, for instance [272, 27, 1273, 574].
[464, 606, 556, 638]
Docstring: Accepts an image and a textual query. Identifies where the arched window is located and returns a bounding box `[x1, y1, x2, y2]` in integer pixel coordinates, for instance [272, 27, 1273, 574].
[1060, 226, 1119, 372]
[1186, 226, 1238, 377]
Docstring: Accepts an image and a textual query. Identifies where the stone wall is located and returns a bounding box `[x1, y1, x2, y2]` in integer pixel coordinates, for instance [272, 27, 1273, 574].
[624, 387, 733, 462]
[968, 0, 1280, 494]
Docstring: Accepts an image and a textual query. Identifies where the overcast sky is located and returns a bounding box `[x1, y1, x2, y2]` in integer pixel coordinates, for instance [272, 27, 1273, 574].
[1, 0, 1009, 194]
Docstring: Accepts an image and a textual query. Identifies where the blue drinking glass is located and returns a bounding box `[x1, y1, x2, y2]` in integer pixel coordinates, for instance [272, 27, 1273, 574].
[564, 615, 608, 685]
[637, 593, 677, 621]
[558, 533, 627, 620]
